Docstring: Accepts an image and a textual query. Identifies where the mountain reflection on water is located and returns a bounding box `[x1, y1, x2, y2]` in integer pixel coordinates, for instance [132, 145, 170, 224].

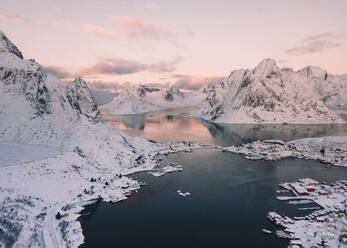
[102, 108, 347, 146]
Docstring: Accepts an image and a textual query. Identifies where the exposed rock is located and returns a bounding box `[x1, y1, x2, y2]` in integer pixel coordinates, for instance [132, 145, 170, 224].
[67, 77, 102, 123]
[0, 31, 23, 59]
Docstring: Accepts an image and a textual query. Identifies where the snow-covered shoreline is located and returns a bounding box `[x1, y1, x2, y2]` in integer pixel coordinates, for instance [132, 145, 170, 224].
[0, 138, 203, 247]
[222, 136, 347, 167]
[266, 178, 347, 247]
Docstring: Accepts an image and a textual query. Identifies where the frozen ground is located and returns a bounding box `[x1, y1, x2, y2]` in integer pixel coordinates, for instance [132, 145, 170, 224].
[223, 136, 347, 167]
[0, 142, 62, 167]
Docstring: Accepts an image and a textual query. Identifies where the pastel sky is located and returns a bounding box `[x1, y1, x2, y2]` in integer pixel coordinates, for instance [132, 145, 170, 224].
[1, 0, 347, 91]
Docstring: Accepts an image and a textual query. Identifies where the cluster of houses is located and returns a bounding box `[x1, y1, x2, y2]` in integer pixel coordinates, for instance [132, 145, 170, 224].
[280, 178, 329, 196]
[266, 178, 347, 247]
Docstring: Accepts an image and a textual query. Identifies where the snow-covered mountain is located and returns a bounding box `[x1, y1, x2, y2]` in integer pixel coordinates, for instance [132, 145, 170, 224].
[101, 84, 204, 114]
[0, 31, 196, 247]
[197, 58, 346, 124]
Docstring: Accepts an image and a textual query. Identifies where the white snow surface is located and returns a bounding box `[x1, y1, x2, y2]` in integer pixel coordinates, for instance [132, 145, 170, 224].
[197, 58, 346, 123]
[101, 85, 204, 115]
[0, 142, 62, 167]
[223, 136, 347, 167]
[0, 31, 202, 248]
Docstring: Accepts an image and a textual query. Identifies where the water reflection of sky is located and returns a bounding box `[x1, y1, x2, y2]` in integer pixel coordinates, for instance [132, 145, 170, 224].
[102, 108, 347, 146]
[102, 108, 215, 144]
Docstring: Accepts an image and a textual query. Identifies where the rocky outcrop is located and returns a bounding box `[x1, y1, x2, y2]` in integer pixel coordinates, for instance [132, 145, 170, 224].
[0, 31, 23, 59]
[0, 66, 51, 117]
[67, 77, 102, 123]
[163, 86, 184, 102]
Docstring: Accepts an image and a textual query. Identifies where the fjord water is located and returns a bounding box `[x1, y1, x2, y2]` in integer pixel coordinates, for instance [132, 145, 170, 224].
[79, 108, 347, 248]
[102, 108, 347, 146]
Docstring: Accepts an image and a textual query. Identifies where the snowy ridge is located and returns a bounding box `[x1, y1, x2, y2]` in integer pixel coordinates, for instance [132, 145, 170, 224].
[101, 84, 204, 115]
[0, 31, 202, 247]
[197, 58, 346, 124]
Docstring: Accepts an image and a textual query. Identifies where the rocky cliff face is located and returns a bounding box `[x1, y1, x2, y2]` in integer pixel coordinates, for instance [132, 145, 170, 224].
[198, 59, 345, 124]
[0, 31, 103, 144]
[0, 65, 52, 117]
[163, 85, 184, 102]
[0, 31, 23, 59]
[67, 77, 102, 123]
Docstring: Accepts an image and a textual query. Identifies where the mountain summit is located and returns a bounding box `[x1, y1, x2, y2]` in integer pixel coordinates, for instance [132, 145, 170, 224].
[0, 31, 23, 58]
[198, 58, 345, 124]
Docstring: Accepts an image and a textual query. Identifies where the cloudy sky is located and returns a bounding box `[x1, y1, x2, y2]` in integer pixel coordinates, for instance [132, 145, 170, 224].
[1, 0, 346, 91]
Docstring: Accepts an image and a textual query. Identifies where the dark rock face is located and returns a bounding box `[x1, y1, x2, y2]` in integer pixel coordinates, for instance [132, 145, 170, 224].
[163, 86, 184, 102]
[0, 31, 23, 59]
[200, 85, 225, 121]
[0, 66, 51, 117]
[136, 85, 160, 97]
[67, 77, 102, 123]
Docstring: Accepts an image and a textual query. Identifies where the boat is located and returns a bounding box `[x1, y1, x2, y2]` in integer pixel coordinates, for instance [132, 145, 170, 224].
[262, 229, 272, 234]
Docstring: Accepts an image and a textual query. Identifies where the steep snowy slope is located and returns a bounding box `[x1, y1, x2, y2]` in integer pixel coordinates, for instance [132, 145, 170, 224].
[0, 31, 199, 247]
[101, 84, 204, 114]
[198, 59, 345, 124]
[314, 72, 347, 115]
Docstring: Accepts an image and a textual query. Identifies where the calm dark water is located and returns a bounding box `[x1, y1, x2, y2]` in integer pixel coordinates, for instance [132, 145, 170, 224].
[79, 109, 347, 248]
[79, 150, 347, 248]
[102, 108, 347, 146]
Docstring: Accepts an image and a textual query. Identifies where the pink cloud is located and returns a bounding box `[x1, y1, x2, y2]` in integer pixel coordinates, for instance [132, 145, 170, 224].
[81, 24, 116, 39]
[172, 74, 223, 90]
[0, 13, 29, 23]
[113, 15, 193, 40]
[79, 56, 182, 76]
[286, 32, 347, 56]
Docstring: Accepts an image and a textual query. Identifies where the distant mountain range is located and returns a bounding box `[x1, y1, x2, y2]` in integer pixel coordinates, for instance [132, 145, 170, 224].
[197, 58, 346, 124]
[100, 58, 346, 124]
[100, 84, 204, 115]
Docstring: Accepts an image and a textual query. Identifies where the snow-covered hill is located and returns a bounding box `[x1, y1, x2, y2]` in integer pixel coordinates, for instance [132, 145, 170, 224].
[0, 31, 198, 247]
[101, 84, 204, 115]
[197, 58, 346, 124]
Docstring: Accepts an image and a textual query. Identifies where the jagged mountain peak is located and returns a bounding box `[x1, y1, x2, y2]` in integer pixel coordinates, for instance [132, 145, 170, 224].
[67, 77, 103, 123]
[73, 77, 87, 85]
[198, 58, 345, 124]
[254, 58, 279, 76]
[0, 30, 23, 59]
